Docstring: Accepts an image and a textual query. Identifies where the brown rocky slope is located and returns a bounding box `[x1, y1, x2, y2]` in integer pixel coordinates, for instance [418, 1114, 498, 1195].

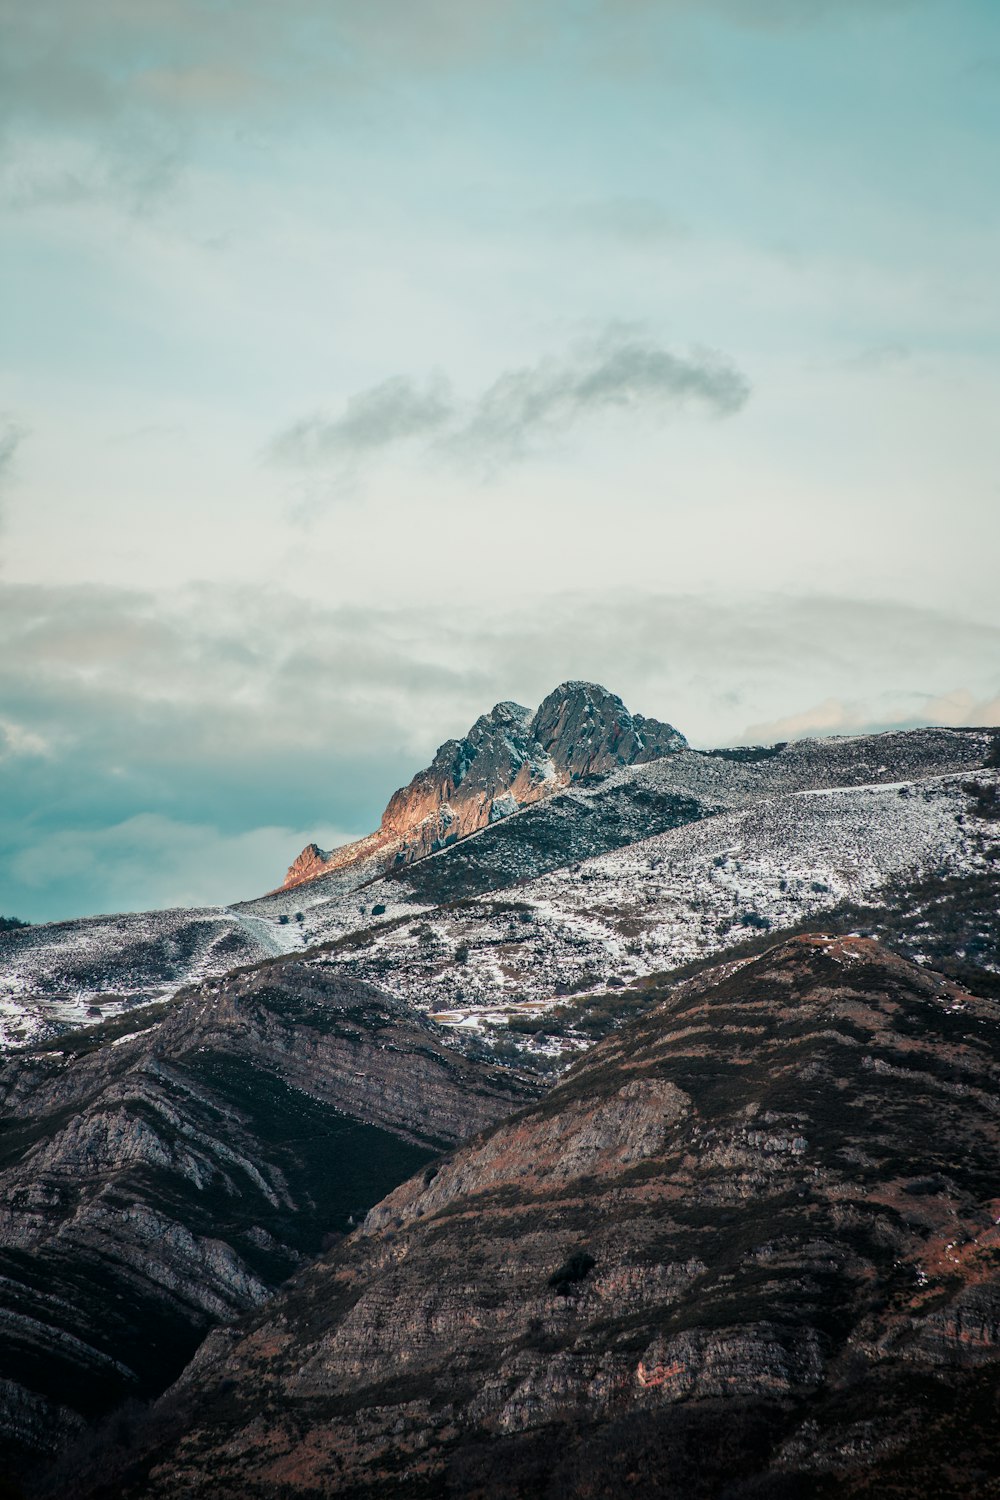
[0, 961, 535, 1479]
[74, 935, 1000, 1498]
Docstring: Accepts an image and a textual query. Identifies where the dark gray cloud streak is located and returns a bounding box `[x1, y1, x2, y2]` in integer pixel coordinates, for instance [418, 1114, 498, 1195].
[271, 376, 454, 467]
[0, 419, 25, 523]
[450, 332, 750, 467]
[271, 329, 750, 479]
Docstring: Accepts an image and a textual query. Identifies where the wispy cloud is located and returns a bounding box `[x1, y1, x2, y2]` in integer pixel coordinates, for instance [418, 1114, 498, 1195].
[270, 326, 750, 489]
[0, 0, 925, 215]
[743, 685, 1000, 744]
[447, 328, 749, 469]
[0, 418, 26, 525]
[271, 375, 454, 468]
[0, 420, 24, 478]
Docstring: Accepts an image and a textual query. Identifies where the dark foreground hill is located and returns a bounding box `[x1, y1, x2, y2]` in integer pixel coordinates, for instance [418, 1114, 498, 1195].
[61, 936, 1000, 1499]
[0, 964, 534, 1477]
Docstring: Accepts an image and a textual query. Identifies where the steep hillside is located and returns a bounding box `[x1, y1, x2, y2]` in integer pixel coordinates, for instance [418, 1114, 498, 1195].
[250, 762, 1000, 1046]
[0, 962, 535, 1477]
[79, 937, 1000, 1499]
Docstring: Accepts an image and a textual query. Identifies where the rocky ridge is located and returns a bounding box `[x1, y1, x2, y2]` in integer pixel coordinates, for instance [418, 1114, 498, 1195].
[0, 906, 290, 1051]
[0, 703, 996, 1494]
[282, 682, 688, 887]
[74, 937, 1000, 1498]
[0, 962, 535, 1476]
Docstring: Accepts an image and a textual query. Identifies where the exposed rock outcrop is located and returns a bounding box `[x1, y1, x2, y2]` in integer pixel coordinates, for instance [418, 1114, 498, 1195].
[283, 681, 687, 886]
[90, 937, 1000, 1498]
[282, 842, 333, 886]
[4, 722, 991, 1051]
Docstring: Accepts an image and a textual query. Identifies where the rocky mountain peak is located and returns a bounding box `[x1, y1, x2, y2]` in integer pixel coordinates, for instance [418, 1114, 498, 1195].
[283, 841, 333, 886]
[284, 682, 687, 887]
[530, 680, 687, 779]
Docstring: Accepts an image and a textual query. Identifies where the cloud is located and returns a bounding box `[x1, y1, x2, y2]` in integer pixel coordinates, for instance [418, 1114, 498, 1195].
[271, 327, 750, 486]
[742, 697, 911, 742]
[924, 689, 1000, 729]
[271, 375, 454, 468]
[0, 718, 50, 761]
[0, 419, 24, 480]
[0, 417, 26, 525]
[7, 813, 356, 914]
[744, 684, 1000, 744]
[0, 2, 530, 212]
[0, 0, 918, 214]
[447, 328, 749, 469]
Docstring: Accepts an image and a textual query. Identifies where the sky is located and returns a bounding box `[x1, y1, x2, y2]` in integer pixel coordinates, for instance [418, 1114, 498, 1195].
[1, 0, 999, 922]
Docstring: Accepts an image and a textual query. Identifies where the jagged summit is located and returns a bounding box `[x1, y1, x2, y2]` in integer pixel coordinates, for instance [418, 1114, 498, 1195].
[283, 681, 687, 888]
[532, 679, 686, 779]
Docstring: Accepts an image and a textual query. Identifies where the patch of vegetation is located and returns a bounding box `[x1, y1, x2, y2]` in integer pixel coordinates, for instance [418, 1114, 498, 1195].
[0, 916, 29, 933]
[510, 985, 656, 1042]
[700, 743, 787, 763]
[33, 999, 175, 1057]
[548, 1250, 596, 1295]
[964, 780, 1000, 820]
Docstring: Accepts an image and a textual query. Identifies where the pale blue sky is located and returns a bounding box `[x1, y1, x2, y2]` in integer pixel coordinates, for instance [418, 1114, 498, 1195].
[1, 0, 998, 919]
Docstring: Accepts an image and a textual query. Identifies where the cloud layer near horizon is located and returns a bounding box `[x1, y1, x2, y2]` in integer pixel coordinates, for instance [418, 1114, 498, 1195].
[1, 579, 996, 922]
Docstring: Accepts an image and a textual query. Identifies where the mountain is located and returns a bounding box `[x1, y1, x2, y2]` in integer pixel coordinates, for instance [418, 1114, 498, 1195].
[0, 686, 998, 1494]
[1, 687, 992, 1054]
[281, 681, 688, 887]
[64, 936, 1000, 1499]
[0, 959, 535, 1477]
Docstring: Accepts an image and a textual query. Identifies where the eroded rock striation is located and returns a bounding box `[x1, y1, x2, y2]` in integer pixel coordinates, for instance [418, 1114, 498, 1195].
[90, 936, 1000, 1498]
[0, 960, 535, 1478]
[283, 681, 687, 885]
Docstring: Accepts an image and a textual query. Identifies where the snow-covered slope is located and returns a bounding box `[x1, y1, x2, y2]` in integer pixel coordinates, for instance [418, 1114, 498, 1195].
[0, 723, 994, 1052]
[0, 906, 305, 1050]
[239, 725, 992, 941]
[296, 768, 999, 1031]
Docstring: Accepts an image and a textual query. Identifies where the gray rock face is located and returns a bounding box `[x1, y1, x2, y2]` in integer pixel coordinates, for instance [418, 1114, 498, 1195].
[95, 937, 1000, 1499]
[284, 681, 688, 881]
[531, 680, 686, 780]
[0, 960, 536, 1477]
